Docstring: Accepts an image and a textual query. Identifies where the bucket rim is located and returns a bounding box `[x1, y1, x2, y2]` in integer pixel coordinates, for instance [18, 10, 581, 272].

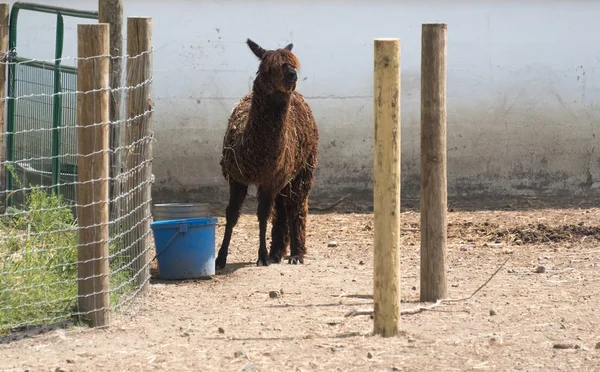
[154, 202, 209, 207]
[151, 217, 218, 229]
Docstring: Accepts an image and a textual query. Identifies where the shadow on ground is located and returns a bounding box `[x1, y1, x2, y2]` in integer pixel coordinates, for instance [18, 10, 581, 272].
[150, 261, 256, 284]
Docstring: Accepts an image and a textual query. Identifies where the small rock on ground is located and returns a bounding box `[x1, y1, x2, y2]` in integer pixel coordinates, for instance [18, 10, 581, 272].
[489, 337, 503, 346]
[269, 290, 281, 298]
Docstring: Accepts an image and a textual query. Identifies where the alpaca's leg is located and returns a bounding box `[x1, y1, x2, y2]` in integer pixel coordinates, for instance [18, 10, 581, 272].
[256, 189, 275, 266]
[287, 170, 314, 265]
[269, 191, 289, 263]
[216, 182, 248, 269]
[287, 195, 308, 264]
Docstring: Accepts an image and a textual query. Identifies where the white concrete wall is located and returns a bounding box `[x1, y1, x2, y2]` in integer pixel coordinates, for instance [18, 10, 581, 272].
[8, 0, 600, 202]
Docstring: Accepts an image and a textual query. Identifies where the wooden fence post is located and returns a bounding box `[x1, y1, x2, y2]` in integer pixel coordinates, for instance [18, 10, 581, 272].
[98, 0, 123, 216]
[0, 3, 9, 193]
[373, 38, 401, 337]
[77, 23, 111, 327]
[126, 17, 152, 294]
[420, 23, 448, 302]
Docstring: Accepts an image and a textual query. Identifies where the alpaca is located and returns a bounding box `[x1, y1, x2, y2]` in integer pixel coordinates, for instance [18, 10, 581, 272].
[215, 38, 319, 269]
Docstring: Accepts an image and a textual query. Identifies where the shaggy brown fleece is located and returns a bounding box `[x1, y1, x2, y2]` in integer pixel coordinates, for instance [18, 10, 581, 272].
[216, 39, 319, 269]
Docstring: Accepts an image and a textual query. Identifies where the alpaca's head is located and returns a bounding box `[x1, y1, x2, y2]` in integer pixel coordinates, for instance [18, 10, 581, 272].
[247, 38, 300, 94]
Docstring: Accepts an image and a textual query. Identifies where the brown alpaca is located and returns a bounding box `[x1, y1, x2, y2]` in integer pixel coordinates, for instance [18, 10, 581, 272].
[215, 38, 319, 269]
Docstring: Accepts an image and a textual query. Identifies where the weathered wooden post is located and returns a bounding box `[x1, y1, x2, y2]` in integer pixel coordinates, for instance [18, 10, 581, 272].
[420, 23, 448, 302]
[126, 16, 153, 293]
[373, 38, 401, 337]
[98, 0, 123, 216]
[76, 23, 111, 327]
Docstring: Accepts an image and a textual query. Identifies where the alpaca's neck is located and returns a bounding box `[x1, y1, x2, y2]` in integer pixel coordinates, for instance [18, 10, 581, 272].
[248, 84, 292, 136]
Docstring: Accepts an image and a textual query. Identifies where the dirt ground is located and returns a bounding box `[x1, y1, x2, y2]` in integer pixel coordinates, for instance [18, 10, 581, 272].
[1, 201, 600, 371]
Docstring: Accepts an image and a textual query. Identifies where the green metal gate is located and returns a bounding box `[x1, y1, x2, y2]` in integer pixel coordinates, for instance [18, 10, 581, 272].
[5, 2, 98, 207]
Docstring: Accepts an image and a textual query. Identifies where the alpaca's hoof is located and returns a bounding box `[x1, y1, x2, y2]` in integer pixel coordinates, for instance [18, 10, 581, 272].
[268, 254, 282, 264]
[215, 256, 227, 270]
[256, 256, 270, 267]
[288, 255, 304, 265]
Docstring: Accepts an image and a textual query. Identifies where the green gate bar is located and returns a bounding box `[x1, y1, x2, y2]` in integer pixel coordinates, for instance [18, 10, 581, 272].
[6, 2, 98, 206]
[52, 14, 64, 195]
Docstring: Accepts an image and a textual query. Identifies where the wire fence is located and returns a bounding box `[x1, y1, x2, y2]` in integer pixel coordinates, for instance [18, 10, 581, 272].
[0, 45, 154, 336]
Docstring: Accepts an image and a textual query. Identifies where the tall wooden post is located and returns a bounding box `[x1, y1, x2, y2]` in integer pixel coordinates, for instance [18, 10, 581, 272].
[373, 38, 401, 337]
[126, 17, 152, 294]
[0, 3, 9, 193]
[420, 23, 448, 302]
[77, 23, 111, 327]
[98, 0, 123, 215]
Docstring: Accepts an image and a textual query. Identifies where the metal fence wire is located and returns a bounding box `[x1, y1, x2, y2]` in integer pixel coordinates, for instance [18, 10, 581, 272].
[7, 60, 79, 205]
[0, 48, 154, 336]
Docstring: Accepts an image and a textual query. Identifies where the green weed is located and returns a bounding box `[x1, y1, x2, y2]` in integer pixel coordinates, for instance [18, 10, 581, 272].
[0, 167, 141, 335]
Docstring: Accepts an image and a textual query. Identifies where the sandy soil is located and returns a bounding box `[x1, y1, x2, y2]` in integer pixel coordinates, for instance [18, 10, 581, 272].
[1, 205, 599, 371]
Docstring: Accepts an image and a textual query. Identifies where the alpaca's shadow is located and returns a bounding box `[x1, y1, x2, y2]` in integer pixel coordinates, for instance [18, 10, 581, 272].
[149, 262, 254, 284]
[150, 275, 213, 285]
[214, 261, 255, 275]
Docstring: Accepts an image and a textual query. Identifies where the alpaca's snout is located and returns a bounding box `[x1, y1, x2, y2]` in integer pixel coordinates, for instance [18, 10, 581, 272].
[285, 69, 298, 83]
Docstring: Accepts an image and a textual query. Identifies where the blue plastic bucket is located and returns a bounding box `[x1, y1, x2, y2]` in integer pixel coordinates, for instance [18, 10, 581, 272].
[150, 217, 218, 280]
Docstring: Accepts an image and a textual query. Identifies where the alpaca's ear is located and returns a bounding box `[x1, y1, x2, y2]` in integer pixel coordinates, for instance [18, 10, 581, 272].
[247, 38, 266, 59]
[284, 43, 293, 51]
